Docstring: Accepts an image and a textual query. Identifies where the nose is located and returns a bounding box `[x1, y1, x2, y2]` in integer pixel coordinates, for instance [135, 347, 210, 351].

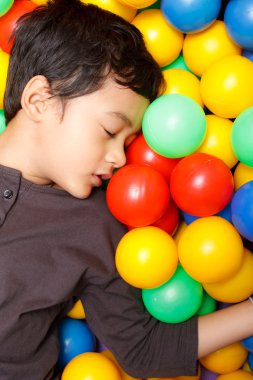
[105, 143, 126, 168]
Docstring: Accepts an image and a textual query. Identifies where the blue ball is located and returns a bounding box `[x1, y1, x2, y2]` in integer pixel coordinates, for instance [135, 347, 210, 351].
[161, 0, 221, 33]
[225, 0, 253, 50]
[182, 201, 232, 225]
[243, 49, 253, 62]
[231, 181, 253, 242]
[248, 351, 253, 370]
[57, 317, 96, 370]
[242, 335, 253, 353]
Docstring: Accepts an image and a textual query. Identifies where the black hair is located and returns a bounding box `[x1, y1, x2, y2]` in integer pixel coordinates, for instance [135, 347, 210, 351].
[4, 0, 165, 124]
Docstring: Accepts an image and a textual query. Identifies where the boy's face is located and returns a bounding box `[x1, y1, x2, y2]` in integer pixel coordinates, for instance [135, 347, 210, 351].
[41, 78, 149, 199]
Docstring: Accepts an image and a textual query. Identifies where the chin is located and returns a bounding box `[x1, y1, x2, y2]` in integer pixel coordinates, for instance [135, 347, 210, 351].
[64, 181, 93, 199]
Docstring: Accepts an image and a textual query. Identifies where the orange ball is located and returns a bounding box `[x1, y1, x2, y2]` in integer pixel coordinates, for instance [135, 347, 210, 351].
[200, 55, 253, 119]
[116, 226, 178, 289]
[217, 370, 253, 380]
[61, 352, 121, 380]
[200, 343, 248, 374]
[132, 10, 183, 67]
[67, 300, 86, 319]
[203, 248, 253, 303]
[183, 20, 241, 77]
[234, 162, 253, 191]
[162, 68, 203, 107]
[102, 350, 141, 380]
[178, 216, 244, 284]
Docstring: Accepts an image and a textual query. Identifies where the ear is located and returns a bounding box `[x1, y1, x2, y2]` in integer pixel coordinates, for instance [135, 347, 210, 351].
[20, 75, 52, 122]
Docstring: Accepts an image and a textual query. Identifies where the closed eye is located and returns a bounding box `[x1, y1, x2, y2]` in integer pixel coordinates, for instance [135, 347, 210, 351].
[104, 129, 116, 138]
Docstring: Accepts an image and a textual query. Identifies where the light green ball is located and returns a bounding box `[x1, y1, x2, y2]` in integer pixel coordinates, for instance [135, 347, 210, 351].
[0, 110, 6, 134]
[231, 106, 253, 167]
[142, 94, 206, 158]
[0, 0, 14, 17]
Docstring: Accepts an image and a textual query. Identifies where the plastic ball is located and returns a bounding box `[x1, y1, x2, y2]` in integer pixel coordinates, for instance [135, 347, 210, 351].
[231, 181, 253, 242]
[106, 164, 170, 227]
[203, 248, 253, 303]
[142, 264, 203, 323]
[162, 68, 203, 107]
[173, 221, 187, 245]
[217, 371, 253, 380]
[242, 336, 253, 354]
[197, 114, 238, 169]
[0, 0, 13, 16]
[152, 198, 179, 236]
[102, 350, 141, 380]
[82, 0, 136, 22]
[161, 0, 221, 33]
[182, 201, 232, 225]
[58, 318, 96, 370]
[195, 290, 216, 316]
[31, 0, 48, 4]
[178, 216, 244, 284]
[61, 352, 121, 380]
[200, 55, 253, 119]
[0, 0, 38, 54]
[234, 163, 253, 191]
[0, 109, 7, 134]
[183, 20, 241, 77]
[243, 49, 253, 62]
[131, 10, 184, 67]
[161, 53, 192, 73]
[243, 361, 253, 373]
[224, 0, 253, 50]
[231, 106, 253, 167]
[125, 133, 180, 183]
[142, 94, 206, 158]
[249, 352, 253, 370]
[115, 226, 178, 289]
[117, 0, 157, 9]
[0, 51, 9, 109]
[67, 300, 86, 319]
[200, 343, 248, 374]
[170, 153, 234, 217]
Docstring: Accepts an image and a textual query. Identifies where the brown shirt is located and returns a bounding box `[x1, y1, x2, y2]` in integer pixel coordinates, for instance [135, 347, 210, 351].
[0, 164, 198, 379]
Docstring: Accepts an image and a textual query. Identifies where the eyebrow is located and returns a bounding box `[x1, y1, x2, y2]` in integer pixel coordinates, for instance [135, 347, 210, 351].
[107, 111, 133, 127]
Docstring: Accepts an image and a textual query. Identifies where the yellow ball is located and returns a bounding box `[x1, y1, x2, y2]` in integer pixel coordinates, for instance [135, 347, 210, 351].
[81, 0, 137, 22]
[116, 226, 178, 289]
[200, 343, 248, 374]
[173, 221, 187, 245]
[31, 0, 47, 4]
[183, 20, 241, 77]
[217, 370, 253, 380]
[117, 0, 157, 9]
[200, 55, 253, 119]
[233, 162, 253, 191]
[197, 115, 238, 169]
[102, 350, 141, 380]
[67, 300, 86, 319]
[132, 10, 183, 67]
[0, 50, 9, 109]
[162, 68, 203, 108]
[61, 352, 121, 380]
[178, 216, 244, 284]
[203, 248, 253, 303]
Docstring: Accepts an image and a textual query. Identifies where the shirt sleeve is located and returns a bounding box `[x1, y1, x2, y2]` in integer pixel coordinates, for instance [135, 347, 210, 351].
[78, 191, 199, 378]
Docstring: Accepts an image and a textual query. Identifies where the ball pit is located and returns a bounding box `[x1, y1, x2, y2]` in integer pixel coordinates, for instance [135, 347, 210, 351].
[1, 1, 253, 379]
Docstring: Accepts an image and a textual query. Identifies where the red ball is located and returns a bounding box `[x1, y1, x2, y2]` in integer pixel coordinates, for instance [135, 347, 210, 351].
[126, 133, 180, 183]
[106, 164, 170, 227]
[152, 198, 179, 235]
[170, 153, 234, 217]
[0, 0, 37, 54]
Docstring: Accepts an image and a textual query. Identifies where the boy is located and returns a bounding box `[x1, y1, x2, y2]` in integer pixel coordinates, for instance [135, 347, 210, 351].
[0, 0, 252, 379]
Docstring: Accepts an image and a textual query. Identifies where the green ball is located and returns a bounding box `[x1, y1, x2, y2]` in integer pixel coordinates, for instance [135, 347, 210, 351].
[0, 110, 6, 134]
[0, 0, 14, 16]
[142, 94, 206, 158]
[161, 53, 191, 72]
[196, 290, 216, 316]
[142, 265, 203, 323]
[231, 106, 253, 167]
